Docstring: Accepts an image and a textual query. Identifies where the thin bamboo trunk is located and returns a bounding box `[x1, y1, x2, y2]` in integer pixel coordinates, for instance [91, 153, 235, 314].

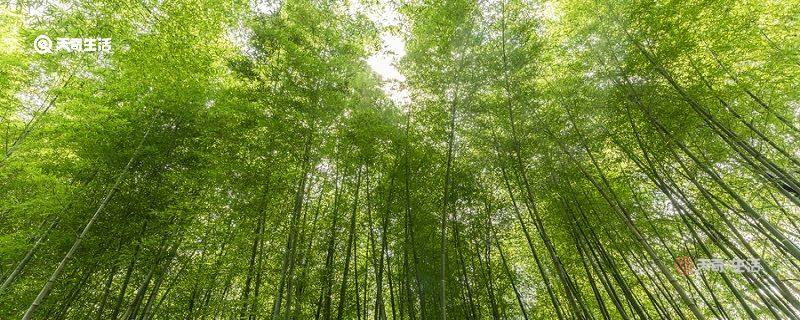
[23, 121, 153, 320]
[272, 132, 313, 319]
[336, 168, 363, 320]
[0, 217, 60, 293]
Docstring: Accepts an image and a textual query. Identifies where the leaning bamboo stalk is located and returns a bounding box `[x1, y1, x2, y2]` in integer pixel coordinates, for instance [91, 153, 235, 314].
[22, 118, 155, 320]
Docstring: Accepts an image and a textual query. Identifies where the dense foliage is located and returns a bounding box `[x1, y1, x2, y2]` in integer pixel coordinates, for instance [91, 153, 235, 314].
[1, 0, 799, 319]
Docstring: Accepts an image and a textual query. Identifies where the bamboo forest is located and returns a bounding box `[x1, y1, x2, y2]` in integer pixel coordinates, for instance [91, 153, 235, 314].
[1, 0, 800, 319]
